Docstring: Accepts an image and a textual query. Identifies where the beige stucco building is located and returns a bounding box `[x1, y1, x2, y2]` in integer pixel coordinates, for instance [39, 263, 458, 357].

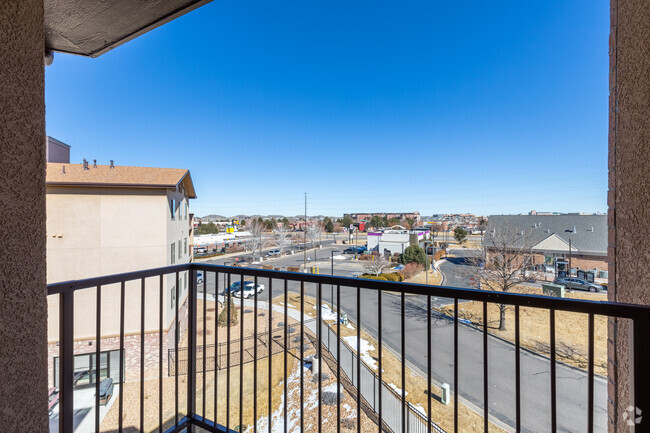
[45, 161, 196, 385]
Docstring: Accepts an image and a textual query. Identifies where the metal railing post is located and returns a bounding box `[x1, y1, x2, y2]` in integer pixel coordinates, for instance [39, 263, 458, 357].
[187, 268, 198, 429]
[632, 318, 650, 432]
[59, 288, 74, 433]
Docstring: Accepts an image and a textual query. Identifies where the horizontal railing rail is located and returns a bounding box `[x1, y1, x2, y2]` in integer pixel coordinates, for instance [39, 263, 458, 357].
[46, 263, 650, 433]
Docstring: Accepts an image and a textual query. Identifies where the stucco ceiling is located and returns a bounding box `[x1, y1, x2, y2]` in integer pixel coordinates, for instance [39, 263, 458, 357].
[44, 0, 213, 57]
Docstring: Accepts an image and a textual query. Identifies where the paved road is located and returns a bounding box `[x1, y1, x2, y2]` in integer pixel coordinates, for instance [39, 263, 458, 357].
[198, 247, 607, 432]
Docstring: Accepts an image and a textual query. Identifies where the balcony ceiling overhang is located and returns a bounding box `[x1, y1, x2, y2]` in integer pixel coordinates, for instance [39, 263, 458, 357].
[45, 0, 213, 58]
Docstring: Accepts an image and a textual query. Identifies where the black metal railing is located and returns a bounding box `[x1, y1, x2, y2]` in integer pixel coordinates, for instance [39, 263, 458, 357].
[46, 263, 650, 433]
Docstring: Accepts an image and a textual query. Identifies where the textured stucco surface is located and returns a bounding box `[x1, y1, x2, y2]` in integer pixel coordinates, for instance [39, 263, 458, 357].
[0, 0, 48, 430]
[607, 0, 650, 431]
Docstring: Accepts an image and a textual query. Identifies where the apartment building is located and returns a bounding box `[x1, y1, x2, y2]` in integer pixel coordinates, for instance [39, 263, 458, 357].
[45, 158, 196, 386]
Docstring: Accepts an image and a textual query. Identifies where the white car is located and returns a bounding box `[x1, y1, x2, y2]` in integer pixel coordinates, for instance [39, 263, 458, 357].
[231, 282, 265, 298]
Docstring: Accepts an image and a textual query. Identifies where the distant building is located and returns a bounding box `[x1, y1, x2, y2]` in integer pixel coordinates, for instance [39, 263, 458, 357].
[367, 226, 430, 256]
[344, 212, 421, 223]
[46, 136, 71, 163]
[484, 214, 607, 273]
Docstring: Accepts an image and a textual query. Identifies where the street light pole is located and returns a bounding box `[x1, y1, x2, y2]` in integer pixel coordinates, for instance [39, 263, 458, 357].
[303, 193, 307, 271]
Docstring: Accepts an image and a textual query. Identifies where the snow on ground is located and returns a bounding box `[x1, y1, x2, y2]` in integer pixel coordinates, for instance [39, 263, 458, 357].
[342, 336, 377, 370]
[314, 304, 339, 321]
[280, 302, 296, 308]
[388, 383, 408, 396]
[412, 404, 426, 416]
[345, 322, 355, 330]
[252, 363, 358, 433]
[333, 255, 346, 260]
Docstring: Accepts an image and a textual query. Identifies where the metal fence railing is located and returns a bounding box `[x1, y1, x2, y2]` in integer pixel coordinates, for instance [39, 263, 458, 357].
[47, 263, 650, 433]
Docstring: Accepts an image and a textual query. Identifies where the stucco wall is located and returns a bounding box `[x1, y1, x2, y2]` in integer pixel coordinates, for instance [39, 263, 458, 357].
[608, 0, 650, 430]
[0, 0, 48, 430]
[46, 186, 187, 341]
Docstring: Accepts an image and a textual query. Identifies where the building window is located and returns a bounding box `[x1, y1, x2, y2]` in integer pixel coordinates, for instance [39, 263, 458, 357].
[171, 243, 175, 264]
[53, 349, 123, 388]
[178, 241, 182, 259]
[171, 285, 176, 309]
[169, 199, 175, 220]
[184, 238, 187, 254]
[185, 202, 188, 220]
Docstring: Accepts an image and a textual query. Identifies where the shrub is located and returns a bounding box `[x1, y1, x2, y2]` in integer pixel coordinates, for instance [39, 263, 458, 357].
[287, 266, 301, 272]
[218, 297, 239, 327]
[358, 254, 373, 261]
[382, 272, 404, 282]
[400, 262, 422, 280]
[359, 274, 388, 281]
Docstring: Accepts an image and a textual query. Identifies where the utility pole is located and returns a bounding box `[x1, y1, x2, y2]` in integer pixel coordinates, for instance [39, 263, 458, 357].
[568, 239, 572, 291]
[303, 193, 307, 271]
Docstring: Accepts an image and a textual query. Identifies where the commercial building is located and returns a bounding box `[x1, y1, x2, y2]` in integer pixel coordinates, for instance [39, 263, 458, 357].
[484, 214, 607, 274]
[367, 226, 431, 256]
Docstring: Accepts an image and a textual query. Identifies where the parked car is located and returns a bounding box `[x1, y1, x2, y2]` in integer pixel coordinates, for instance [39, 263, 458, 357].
[554, 277, 604, 292]
[197, 271, 204, 285]
[226, 281, 265, 298]
[343, 246, 367, 254]
[266, 249, 281, 256]
[224, 280, 264, 296]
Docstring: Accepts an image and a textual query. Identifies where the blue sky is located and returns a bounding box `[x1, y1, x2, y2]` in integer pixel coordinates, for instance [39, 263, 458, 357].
[45, 1, 609, 217]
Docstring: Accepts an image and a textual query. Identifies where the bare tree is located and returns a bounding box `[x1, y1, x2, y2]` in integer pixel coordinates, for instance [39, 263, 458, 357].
[363, 256, 391, 276]
[470, 224, 535, 331]
[273, 224, 291, 253]
[306, 222, 324, 248]
[245, 218, 265, 261]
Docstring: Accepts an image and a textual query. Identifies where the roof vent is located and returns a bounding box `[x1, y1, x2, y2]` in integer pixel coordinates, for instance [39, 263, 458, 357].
[62, 165, 66, 174]
[588, 226, 594, 232]
[110, 160, 115, 169]
[93, 159, 97, 168]
[82, 158, 88, 170]
[546, 229, 550, 234]
[572, 226, 577, 234]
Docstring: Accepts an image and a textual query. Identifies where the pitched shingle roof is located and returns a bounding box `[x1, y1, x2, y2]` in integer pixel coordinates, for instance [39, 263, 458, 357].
[46, 163, 196, 198]
[484, 214, 606, 255]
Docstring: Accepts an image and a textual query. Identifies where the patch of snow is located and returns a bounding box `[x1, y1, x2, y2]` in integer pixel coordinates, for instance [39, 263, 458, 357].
[412, 404, 426, 416]
[313, 304, 339, 321]
[345, 322, 355, 330]
[388, 383, 408, 396]
[342, 336, 377, 370]
[322, 383, 343, 394]
[280, 302, 296, 308]
[333, 255, 346, 260]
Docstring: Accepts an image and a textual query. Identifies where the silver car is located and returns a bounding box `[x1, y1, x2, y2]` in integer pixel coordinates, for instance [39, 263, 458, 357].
[554, 277, 603, 292]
